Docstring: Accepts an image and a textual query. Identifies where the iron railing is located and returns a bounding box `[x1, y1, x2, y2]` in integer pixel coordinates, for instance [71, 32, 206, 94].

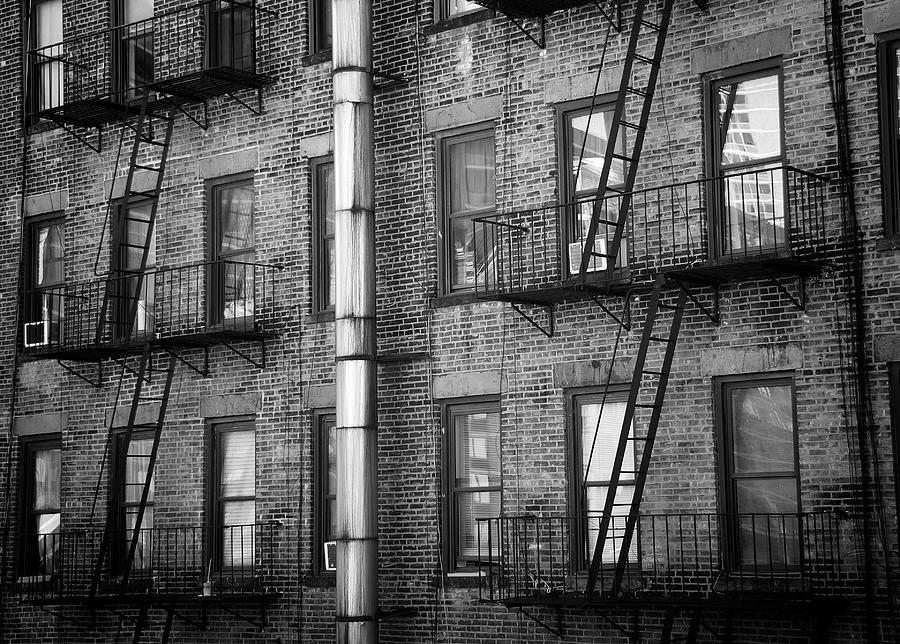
[473, 166, 830, 298]
[476, 512, 845, 604]
[26, 0, 277, 116]
[21, 260, 283, 355]
[18, 522, 280, 603]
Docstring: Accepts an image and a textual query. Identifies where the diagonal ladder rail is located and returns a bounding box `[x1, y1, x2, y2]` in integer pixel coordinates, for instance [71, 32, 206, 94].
[96, 92, 174, 344]
[585, 274, 686, 595]
[577, 0, 675, 277]
[90, 345, 177, 597]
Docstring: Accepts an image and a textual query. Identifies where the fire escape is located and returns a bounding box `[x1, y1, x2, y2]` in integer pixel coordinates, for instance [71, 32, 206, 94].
[471, 0, 842, 641]
[18, 2, 283, 641]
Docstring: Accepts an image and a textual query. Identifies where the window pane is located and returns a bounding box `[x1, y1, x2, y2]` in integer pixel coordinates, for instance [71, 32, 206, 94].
[456, 489, 500, 560]
[584, 485, 635, 563]
[34, 221, 65, 287]
[124, 0, 154, 24]
[36, 514, 61, 574]
[33, 447, 60, 511]
[222, 504, 255, 567]
[722, 166, 784, 252]
[580, 399, 632, 483]
[569, 109, 625, 194]
[317, 162, 335, 309]
[454, 410, 500, 488]
[730, 384, 794, 473]
[125, 438, 154, 503]
[220, 430, 255, 497]
[316, 0, 333, 51]
[218, 185, 254, 254]
[125, 505, 154, 569]
[449, 137, 495, 214]
[326, 422, 337, 496]
[735, 479, 799, 567]
[214, 2, 253, 71]
[718, 74, 781, 167]
[448, 0, 481, 15]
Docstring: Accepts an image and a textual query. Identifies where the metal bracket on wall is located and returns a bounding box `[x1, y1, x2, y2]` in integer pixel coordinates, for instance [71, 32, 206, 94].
[673, 279, 720, 325]
[592, 0, 622, 32]
[507, 13, 546, 48]
[762, 269, 807, 311]
[511, 302, 555, 337]
[221, 340, 267, 370]
[160, 345, 209, 378]
[590, 291, 633, 331]
[158, 92, 209, 129]
[45, 118, 102, 153]
[519, 607, 564, 637]
[57, 360, 103, 388]
[373, 70, 409, 92]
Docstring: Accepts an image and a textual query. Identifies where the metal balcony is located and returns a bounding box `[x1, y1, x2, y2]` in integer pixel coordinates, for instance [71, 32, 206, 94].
[17, 522, 280, 605]
[475, 512, 847, 608]
[473, 0, 598, 18]
[473, 166, 830, 304]
[26, 0, 278, 128]
[21, 260, 283, 361]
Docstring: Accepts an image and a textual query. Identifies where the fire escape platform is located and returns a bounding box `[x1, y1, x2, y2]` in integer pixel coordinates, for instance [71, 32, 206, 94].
[664, 254, 823, 286]
[474, 0, 596, 18]
[150, 67, 276, 103]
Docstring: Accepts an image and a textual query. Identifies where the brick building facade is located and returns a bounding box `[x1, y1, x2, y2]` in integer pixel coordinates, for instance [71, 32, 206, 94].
[0, 0, 898, 642]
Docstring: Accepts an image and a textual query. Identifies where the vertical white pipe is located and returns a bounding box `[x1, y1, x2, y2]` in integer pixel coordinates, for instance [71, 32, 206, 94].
[332, 0, 377, 642]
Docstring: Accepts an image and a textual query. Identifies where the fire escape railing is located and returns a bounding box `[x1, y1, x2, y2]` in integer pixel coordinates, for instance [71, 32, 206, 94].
[21, 260, 283, 356]
[476, 512, 846, 604]
[17, 522, 280, 604]
[473, 166, 829, 298]
[25, 0, 278, 119]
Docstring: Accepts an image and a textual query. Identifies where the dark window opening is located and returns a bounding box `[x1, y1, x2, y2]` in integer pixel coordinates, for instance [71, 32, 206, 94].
[443, 400, 501, 570]
[19, 436, 61, 577]
[114, 0, 155, 101]
[716, 374, 800, 571]
[309, 0, 332, 55]
[878, 33, 900, 235]
[208, 0, 255, 72]
[312, 157, 335, 313]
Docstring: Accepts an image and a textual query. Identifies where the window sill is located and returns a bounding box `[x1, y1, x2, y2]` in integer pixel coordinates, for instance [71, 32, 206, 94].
[875, 234, 900, 251]
[430, 570, 485, 588]
[308, 309, 335, 324]
[302, 50, 332, 67]
[423, 9, 495, 36]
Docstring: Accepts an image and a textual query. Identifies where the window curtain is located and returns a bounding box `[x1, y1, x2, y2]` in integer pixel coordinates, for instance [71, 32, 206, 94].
[220, 430, 255, 567]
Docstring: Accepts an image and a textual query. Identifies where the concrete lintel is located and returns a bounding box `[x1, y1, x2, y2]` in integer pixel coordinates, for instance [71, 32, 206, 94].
[691, 26, 793, 75]
[23, 190, 69, 217]
[433, 369, 503, 399]
[700, 342, 803, 377]
[200, 393, 260, 418]
[425, 95, 502, 133]
[299, 132, 334, 159]
[105, 171, 158, 200]
[305, 384, 336, 409]
[106, 403, 161, 429]
[198, 147, 259, 179]
[543, 66, 622, 105]
[14, 412, 68, 437]
[863, 1, 900, 34]
[553, 359, 635, 389]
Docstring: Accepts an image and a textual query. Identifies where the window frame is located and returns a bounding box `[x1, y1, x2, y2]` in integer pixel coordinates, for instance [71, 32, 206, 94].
[206, 0, 256, 73]
[207, 172, 256, 327]
[23, 212, 65, 347]
[313, 410, 336, 574]
[27, 0, 64, 118]
[556, 95, 628, 277]
[441, 397, 502, 571]
[18, 433, 62, 578]
[435, 0, 483, 21]
[308, 0, 332, 56]
[878, 31, 900, 236]
[111, 197, 156, 339]
[703, 61, 786, 259]
[311, 156, 335, 314]
[112, 0, 155, 102]
[889, 363, 900, 536]
[567, 386, 635, 570]
[713, 372, 801, 572]
[110, 428, 156, 574]
[436, 123, 497, 295]
[207, 418, 257, 571]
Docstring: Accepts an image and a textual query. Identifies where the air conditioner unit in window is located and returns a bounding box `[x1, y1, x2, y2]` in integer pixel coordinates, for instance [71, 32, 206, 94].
[23, 320, 50, 348]
[568, 238, 607, 275]
[324, 541, 337, 572]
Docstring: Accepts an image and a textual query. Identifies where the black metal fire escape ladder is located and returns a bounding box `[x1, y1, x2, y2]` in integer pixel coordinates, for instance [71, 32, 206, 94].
[95, 91, 174, 345]
[585, 273, 686, 595]
[577, 0, 674, 278]
[90, 345, 177, 597]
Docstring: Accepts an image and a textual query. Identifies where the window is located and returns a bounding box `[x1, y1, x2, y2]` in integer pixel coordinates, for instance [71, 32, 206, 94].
[878, 33, 900, 235]
[443, 400, 501, 569]
[113, 200, 156, 338]
[208, 0, 255, 72]
[438, 126, 496, 293]
[309, 0, 332, 55]
[112, 431, 155, 572]
[570, 390, 635, 567]
[716, 374, 800, 570]
[438, 0, 482, 20]
[209, 175, 255, 327]
[24, 214, 64, 348]
[114, 0, 154, 100]
[19, 436, 61, 577]
[706, 65, 785, 258]
[558, 97, 628, 276]
[29, 0, 63, 113]
[312, 158, 335, 313]
[210, 421, 255, 569]
[888, 364, 900, 536]
[314, 412, 336, 572]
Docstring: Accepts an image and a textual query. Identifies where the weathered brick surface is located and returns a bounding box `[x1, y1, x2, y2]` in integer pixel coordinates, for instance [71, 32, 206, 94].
[0, 0, 897, 642]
